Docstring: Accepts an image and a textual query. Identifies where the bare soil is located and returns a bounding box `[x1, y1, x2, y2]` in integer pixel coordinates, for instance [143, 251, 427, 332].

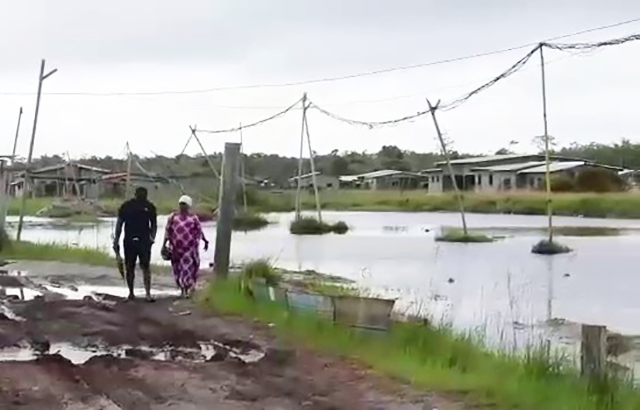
[0, 261, 468, 410]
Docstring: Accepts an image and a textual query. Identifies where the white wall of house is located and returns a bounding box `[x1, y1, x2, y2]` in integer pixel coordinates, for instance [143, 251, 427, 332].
[427, 174, 442, 193]
[293, 175, 339, 190]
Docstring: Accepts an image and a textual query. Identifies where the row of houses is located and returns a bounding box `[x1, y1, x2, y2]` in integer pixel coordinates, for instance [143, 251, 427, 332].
[289, 154, 627, 193]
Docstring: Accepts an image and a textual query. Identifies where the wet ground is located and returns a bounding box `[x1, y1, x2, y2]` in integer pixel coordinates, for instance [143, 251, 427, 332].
[0, 262, 464, 410]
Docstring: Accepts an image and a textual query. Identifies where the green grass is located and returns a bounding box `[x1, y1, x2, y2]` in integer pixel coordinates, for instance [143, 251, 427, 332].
[244, 190, 640, 219]
[0, 240, 170, 272]
[233, 212, 270, 232]
[289, 217, 350, 235]
[553, 227, 623, 237]
[436, 229, 495, 243]
[0, 241, 115, 266]
[16, 190, 640, 220]
[204, 278, 640, 410]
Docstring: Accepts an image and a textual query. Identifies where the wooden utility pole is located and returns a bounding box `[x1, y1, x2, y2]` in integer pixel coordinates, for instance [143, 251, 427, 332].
[1, 108, 24, 229]
[125, 143, 133, 198]
[539, 44, 554, 243]
[189, 126, 221, 179]
[426, 99, 468, 235]
[581, 324, 606, 381]
[214, 142, 241, 277]
[303, 102, 322, 222]
[294, 93, 307, 221]
[11, 107, 23, 162]
[239, 123, 248, 212]
[16, 59, 57, 241]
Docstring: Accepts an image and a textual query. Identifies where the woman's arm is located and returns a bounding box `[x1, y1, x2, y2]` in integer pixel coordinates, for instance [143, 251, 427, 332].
[163, 214, 173, 246]
[194, 215, 209, 250]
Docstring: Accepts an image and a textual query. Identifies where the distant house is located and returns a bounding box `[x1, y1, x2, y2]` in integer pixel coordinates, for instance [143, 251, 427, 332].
[288, 172, 339, 190]
[420, 154, 624, 193]
[100, 172, 169, 197]
[10, 163, 112, 198]
[339, 170, 428, 190]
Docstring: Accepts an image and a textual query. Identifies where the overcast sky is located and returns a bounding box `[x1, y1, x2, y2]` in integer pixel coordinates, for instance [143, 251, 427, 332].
[1, 1, 640, 160]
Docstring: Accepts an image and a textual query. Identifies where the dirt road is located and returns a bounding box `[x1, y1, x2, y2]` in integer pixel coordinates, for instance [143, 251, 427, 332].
[0, 261, 466, 409]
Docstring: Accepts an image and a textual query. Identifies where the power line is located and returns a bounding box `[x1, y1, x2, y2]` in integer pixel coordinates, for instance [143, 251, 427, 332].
[1, 17, 639, 97]
[196, 98, 302, 134]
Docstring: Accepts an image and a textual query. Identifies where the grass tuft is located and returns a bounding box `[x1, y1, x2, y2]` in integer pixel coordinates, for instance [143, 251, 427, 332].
[531, 240, 572, 255]
[436, 229, 495, 243]
[233, 212, 270, 232]
[0, 241, 114, 266]
[289, 217, 349, 235]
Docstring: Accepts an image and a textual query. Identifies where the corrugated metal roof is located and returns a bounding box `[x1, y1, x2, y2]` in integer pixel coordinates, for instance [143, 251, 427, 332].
[518, 161, 585, 174]
[288, 171, 322, 181]
[473, 161, 546, 172]
[435, 154, 584, 166]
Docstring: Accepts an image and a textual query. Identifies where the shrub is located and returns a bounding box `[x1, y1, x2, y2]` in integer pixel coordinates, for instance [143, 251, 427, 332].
[550, 175, 576, 192]
[531, 239, 572, 255]
[289, 217, 349, 235]
[233, 212, 269, 231]
[576, 168, 626, 193]
[239, 259, 280, 297]
[0, 227, 9, 252]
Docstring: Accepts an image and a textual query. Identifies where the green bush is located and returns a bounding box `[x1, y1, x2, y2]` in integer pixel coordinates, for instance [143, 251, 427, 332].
[290, 217, 349, 235]
[550, 175, 576, 192]
[233, 212, 269, 231]
[531, 239, 572, 255]
[576, 168, 626, 193]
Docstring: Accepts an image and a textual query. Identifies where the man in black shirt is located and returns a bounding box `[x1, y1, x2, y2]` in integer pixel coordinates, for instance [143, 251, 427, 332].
[113, 187, 157, 301]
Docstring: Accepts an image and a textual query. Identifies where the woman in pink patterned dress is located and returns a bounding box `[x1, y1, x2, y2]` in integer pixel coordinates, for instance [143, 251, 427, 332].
[162, 195, 209, 298]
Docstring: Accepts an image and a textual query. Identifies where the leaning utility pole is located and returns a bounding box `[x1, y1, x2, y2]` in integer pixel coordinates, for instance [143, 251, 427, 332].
[16, 60, 57, 241]
[539, 44, 554, 243]
[11, 107, 23, 162]
[214, 142, 241, 277]
[294, 93, 307, 221]
[426, 98, 468, 236]
[125, 143, 133, 198]
[239, 123, 248, 212]
[1, 108, 24, 229]
[303, 102, 322, 222]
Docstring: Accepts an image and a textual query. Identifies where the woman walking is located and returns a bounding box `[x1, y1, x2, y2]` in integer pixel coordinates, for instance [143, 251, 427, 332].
[162, 195, 209, 298]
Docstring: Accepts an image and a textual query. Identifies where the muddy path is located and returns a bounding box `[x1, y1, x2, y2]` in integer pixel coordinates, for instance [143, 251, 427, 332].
[0, 261, 467, 409]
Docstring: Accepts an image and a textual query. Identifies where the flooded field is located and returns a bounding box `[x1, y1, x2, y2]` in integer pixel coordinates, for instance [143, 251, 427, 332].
[7, 211, 640, 347]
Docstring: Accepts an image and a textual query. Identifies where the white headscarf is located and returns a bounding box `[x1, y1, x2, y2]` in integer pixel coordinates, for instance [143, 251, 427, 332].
[178, 195, 193, 207]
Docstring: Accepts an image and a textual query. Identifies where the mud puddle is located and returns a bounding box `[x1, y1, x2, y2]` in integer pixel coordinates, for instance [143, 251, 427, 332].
[0, 340, 265, 365]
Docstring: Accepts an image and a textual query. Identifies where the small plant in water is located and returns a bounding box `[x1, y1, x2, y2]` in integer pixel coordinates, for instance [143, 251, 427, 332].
[289, 217, 349, 235]
[436, 229, 494, 243]
[531, 239, 572, 255]
[233, 212, 269, 232]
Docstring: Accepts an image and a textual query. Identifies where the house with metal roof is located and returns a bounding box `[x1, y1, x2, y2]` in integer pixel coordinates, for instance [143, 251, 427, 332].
[339, 169, 428, 190]
[420, 154, 623, 193]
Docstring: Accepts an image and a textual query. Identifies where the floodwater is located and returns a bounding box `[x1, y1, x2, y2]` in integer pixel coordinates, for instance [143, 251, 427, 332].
[6, 212, 640, 346]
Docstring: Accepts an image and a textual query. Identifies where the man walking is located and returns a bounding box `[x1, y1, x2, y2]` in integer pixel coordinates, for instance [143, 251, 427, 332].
[113, 187, 157, 302]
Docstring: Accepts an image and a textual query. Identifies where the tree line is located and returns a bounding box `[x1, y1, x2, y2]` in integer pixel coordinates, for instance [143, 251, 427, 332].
[24, 139, 640, 187]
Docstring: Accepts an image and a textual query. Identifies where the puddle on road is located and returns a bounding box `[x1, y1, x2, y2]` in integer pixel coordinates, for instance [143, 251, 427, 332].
[0, 341, 265, 365]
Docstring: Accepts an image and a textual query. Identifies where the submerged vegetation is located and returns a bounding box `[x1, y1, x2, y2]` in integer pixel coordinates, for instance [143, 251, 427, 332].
[531, 239, 573, 255]
[232, 212, 269, 231]
[206, 277, 640, 410]
[289, 217, 350, 235]
[436, 229, 494, 243]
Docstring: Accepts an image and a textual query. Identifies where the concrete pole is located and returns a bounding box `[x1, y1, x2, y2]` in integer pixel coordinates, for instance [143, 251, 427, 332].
[16, 59, 57, 241]
[125, 143, 132, 198]
[213, 142, 241, 277]
[0, 161, 7, 231]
